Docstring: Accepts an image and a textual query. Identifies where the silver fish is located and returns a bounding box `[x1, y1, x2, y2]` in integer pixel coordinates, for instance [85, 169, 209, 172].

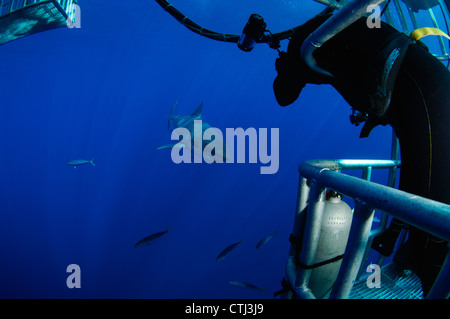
[135, 226, 170, 248]
[256, 230, 278, 250]
[67, 158, 95, 168]
[229, 281, 265, 291]
[216, 238, 242, 261]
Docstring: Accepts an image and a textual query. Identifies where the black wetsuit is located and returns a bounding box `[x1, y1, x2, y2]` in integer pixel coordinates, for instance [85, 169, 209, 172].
[273, 10, 450, 297]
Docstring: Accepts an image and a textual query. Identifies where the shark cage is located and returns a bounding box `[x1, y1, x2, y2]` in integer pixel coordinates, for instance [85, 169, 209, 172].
[0, 0, 78, 45]
[277, 0, 450, 299]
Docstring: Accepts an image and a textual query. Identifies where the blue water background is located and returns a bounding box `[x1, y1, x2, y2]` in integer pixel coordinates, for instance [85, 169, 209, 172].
[0, 0, 415, 298]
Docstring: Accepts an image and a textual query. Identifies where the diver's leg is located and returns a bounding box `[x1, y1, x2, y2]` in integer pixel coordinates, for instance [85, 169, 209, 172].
[386, 44, 450, 297]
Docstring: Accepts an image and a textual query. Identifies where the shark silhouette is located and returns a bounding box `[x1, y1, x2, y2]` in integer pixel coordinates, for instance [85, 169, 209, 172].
[156, 101, 227, 162]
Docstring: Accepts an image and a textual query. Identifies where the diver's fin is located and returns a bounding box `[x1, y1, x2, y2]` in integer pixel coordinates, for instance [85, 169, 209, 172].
[168, 100, 178, 129]
[89, 158, 95, 166]
[155, 143, 184, 150]
[359, 117, 380, 138]
[365, 33, 412, 118]
[190, 102, 203, 118]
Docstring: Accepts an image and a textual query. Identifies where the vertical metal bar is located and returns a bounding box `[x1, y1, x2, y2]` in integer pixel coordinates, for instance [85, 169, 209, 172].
[358, 165, 374, 279]
[393, 0, 410, 33]
[383, 4, 396, 27]
[440, 0, 450, 20]
[428, 8, 448, 55]
[329, 200, 375, 299]
[391, 227, 407, 256]
[289, 176, 310, 259]
[387, 130, 399, 188]
[406, 6, 419, 30]
[293, 181, 326, 299]
[356, 227, 384, 281]
[426, 250, 450, 299]
[362, 166, 372, 181]
[376, 130, 400, 267]
[358, 130, 399, 278]
[3, 0, 11, 14]
[286, 176, 310, 292]
[439, 1, 450, 66]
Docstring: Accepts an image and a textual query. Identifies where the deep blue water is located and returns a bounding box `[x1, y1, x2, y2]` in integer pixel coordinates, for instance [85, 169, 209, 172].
[0, 0, 401, 298]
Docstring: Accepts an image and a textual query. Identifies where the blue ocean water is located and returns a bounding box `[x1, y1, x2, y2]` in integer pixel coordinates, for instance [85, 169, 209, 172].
[0, 0, 398, 299]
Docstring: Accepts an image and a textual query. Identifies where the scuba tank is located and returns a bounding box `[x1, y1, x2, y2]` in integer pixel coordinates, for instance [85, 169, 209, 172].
[307, 191, 353, 298]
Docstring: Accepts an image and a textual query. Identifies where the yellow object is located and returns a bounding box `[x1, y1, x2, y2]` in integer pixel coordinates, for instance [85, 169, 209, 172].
[410, 27, 450, 41]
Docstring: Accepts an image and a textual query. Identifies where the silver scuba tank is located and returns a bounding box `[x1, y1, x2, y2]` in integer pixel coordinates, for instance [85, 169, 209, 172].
[308, 191, 353, 298]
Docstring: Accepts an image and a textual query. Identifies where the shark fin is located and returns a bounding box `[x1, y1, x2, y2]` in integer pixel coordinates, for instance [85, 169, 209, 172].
[155, 143, 185, 150]
[168, 100, 178, 129]
[190, 102, 203, 119]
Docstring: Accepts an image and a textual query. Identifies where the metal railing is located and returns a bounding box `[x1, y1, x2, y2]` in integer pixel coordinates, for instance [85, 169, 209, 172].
[285, 158, 450, 299]
[313, 0, 450, 68]
[385, 0, 450, 66]
[0, 0, 78, 45]
[0, 0, 76, 17]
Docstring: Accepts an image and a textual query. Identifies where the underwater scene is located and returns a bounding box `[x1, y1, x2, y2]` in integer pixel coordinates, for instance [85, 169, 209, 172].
[0, 0, 448, 300]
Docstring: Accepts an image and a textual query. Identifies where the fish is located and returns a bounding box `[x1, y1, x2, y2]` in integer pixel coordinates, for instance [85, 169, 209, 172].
[256, 230, 278, 250]
[67, 158, 95, 168]
[156, 101, 227, 162]
[134, 225, 170, 248]
[216, 238, 242, 262]
[229, 281, 265, 291]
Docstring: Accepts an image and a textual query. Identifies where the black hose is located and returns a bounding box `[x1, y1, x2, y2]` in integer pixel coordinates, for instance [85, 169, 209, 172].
[154, 0, 310, 44]
[154, 0, 240, 42]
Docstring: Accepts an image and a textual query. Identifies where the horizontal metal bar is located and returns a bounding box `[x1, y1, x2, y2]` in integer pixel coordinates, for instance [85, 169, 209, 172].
[299, 160, 450, 243]
[335, 159, 400, 170]
[299, 159, 399, 173]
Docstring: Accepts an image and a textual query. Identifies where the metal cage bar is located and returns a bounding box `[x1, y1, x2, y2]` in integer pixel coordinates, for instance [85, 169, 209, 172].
[286, 158, 450, 299]
[0, 0, 78, 45]
[0, 0, 76, 17]
[313, 0, 450, 67]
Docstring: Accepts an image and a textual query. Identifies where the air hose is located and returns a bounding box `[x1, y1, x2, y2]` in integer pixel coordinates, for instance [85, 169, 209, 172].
[153, 0, 325, 51]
